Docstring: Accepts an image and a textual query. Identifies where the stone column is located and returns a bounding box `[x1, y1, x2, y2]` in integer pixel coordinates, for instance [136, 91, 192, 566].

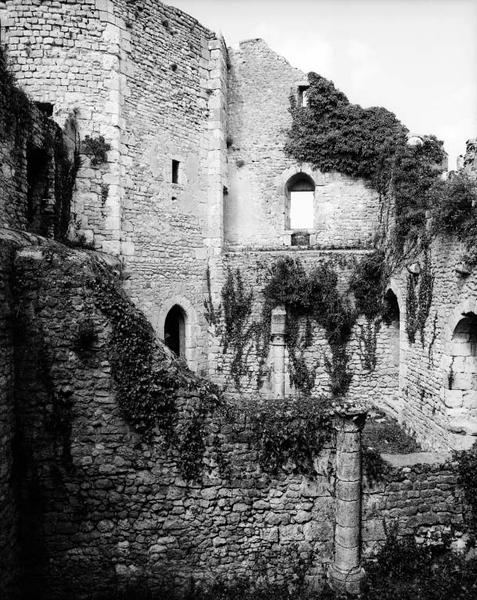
[329, 410, 367, 595]
[270, 305, 286, 399]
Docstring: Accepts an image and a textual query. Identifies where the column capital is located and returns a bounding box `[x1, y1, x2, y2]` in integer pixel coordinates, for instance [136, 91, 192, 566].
[333, 409, 367, 433]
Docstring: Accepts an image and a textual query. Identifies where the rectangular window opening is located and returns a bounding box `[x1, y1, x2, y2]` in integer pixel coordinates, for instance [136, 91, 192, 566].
[172, 159, 180, 184]
[298, 85, 309, 108]
[290, 190, 314, 230]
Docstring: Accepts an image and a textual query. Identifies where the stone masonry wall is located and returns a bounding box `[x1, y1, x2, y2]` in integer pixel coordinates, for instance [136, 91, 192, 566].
[1, 0, 124, 250]
[225, 39, 379, 249]
[385, 234, 477, 452]
[113, 0, 228, 375]
[2, 0, 229, 375]
[363, 453, 465, 553]
[10, 241, 335, 599]
[0, 239, 18, 599]
[0, 235, 471, 598]
[0, 71, 67, 234]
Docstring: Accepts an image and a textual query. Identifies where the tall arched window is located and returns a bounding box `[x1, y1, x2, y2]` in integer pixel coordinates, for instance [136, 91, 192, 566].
[286, 173, 315, 231]
[445, 314, 477, 412]
[164, 305, 186, 358]
[384, 289, 400, 370]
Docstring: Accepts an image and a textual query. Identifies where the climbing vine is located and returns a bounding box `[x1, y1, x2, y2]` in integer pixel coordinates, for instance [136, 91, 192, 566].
[285, 72, 449, 259]
[82, 135, 111, 166]
[453, 441, 477, 531]
[205, 267, 258, 387]
[90, 261, 222, 480]
[405, 251, 434, 344]
[207, 257, 361, 397]
[0, 46, 33, 146]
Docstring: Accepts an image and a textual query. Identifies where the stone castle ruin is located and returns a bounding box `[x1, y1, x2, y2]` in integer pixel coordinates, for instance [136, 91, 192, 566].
[0, 0, 477, 598]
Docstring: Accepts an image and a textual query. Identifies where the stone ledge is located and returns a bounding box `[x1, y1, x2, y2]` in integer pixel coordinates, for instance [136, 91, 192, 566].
[381, 452, 451, 467]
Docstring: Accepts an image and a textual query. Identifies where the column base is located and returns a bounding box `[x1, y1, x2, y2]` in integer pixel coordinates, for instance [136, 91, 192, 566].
[328, 564, 365, 595]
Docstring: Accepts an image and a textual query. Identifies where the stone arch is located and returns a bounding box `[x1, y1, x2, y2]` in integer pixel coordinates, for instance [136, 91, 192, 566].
[164, 305, 186, 357]
[158, 296, 198, 370]
[383, 288, 400, 370]
[386, 278, 407, 390]
[442, 307, 477, 431]
[444, 299, 477, 348]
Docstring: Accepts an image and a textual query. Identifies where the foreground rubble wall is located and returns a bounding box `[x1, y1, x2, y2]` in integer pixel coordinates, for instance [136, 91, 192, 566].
[8, 241, 336, 599]
[0, 237, 467, 599]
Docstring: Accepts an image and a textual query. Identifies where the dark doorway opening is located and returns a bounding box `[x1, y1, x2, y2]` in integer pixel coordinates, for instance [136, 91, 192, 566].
[164, 305, 186, 358]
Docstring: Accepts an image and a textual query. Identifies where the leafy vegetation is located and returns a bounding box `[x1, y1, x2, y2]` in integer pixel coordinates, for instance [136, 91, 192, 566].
[349, 250, 387, 320]
[0, 46, 79, 240]
[0, 46, 32, 145]
[454, 441, 477, 530]
[82, 134, 111, 166]
[362, 409, 422, 454]
[244, 395, 333, 477]
[405, 251, 434, 344]
[285, 72, 407, 190]
[431, 172, 477, 267]
[91, 261, 222, 481]
[262, 257, 356, 397]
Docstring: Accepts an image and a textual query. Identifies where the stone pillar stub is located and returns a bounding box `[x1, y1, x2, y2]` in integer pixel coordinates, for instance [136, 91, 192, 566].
[329, 410, 366, 595]
[270, 305, 286, 399]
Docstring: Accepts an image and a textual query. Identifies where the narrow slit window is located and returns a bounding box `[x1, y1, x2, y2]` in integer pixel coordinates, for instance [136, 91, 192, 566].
[298, 85, 310, 108]
[172, 159, 180, 184]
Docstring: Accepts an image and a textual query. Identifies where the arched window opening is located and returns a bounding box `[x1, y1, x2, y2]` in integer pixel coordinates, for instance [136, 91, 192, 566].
[164, 305, 186, 358]
[383, 290, 400, 369]
[286, 173, 315, 231]
[447, 315, 477, 401]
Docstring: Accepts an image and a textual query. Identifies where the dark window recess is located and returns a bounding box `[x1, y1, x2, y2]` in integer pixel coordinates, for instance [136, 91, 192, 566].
[291, 232, 310, 246]
[297, 85, 310, 107]
[172, 159, 180, 183]
[26, 144, 50, 235]
[34, 101, 54, 117]
[164, 305, 186, 357]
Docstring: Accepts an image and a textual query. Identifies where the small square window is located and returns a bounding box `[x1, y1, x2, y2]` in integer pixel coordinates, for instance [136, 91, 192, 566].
[172, 159, 180, 184]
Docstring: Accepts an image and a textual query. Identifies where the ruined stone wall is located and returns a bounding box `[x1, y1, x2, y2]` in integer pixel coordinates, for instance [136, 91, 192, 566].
[0, 236, 471, 598]
[1, 0, 123, 250]
[0, 240, 18, 599]
[208, 249, 399, 408]
[113, 0, 227, 374]
[384, 235, 477, 452]
[363, 453, 465, 553]
[225, 39, 379, 249]
[2, 0, 228, 374]
[0, 73, 64, 234]
[10, 242, 335, 599]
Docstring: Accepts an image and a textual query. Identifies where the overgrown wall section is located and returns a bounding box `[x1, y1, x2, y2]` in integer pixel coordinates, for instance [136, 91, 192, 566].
[10, 243, 335, 599]
[1, 0, 124, 250]
[388, 236, 477, 451]
[0, 240, 18, 598]
[208, 249, 399, 407]
[0, 67, 71, 236]
[225, 39, 379, 248]
[2, 0, 229, 373]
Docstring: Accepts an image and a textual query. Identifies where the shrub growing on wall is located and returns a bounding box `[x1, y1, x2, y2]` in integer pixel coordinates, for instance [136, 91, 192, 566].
[285, 73, 407, 189]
